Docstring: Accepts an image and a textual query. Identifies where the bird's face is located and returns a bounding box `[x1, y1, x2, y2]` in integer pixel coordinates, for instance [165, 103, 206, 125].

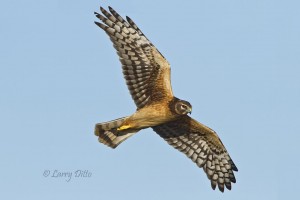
[175, 100, 192, 115]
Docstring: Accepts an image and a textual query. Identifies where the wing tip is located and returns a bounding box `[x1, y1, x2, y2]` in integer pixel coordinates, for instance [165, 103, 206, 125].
[218, 183, 225, 193]
[94, 21, 106, 30]
[225, 182, 232, 190]
[233, 165, 238, 172]
[100, 6, 105, 12]
[108, 6, 114, 12]
[126, 16, 132, 23]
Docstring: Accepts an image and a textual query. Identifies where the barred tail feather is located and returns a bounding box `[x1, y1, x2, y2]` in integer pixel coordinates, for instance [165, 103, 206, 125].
[95, 117, 139, 148]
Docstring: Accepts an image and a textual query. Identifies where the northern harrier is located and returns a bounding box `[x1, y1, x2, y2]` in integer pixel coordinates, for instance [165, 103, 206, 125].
[94, 6, 238, 192]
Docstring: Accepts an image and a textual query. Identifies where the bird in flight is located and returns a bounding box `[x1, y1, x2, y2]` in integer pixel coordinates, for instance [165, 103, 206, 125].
[94, 6, 238, 192]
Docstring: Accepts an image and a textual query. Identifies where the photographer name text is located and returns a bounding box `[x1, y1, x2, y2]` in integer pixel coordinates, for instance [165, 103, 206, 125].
[43, 169, 92, 182]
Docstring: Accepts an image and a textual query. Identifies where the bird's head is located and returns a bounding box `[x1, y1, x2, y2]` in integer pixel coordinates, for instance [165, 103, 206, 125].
[172, 98, 192, 115]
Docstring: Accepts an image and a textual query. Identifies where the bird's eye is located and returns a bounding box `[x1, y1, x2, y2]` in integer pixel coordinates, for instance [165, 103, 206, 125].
[181, 104, 187, 110]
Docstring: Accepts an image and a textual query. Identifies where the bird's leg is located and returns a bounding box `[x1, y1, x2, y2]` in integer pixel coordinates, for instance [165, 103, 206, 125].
[117, 124, 132, 131]
[116, 116, 135, 131]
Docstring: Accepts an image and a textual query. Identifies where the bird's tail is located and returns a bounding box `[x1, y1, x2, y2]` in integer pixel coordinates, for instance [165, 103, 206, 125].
[95, 117, 139, 148]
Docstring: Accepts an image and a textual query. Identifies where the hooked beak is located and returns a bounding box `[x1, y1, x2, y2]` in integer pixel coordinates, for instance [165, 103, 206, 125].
[188, 108, 192, 114]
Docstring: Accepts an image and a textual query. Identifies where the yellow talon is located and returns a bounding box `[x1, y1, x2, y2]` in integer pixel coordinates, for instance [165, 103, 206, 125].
[117, 125, 131, 131]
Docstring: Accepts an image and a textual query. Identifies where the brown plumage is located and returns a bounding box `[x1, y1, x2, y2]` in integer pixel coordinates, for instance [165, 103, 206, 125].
[94, 6, 238, 192]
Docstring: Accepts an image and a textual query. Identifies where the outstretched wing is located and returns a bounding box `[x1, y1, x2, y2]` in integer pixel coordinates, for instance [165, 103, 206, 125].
[95, 7, 173, 109]
[152, 116, 238, 192]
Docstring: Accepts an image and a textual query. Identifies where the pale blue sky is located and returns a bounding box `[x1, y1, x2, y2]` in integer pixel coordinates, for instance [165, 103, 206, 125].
[1, 0, 299, 199]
